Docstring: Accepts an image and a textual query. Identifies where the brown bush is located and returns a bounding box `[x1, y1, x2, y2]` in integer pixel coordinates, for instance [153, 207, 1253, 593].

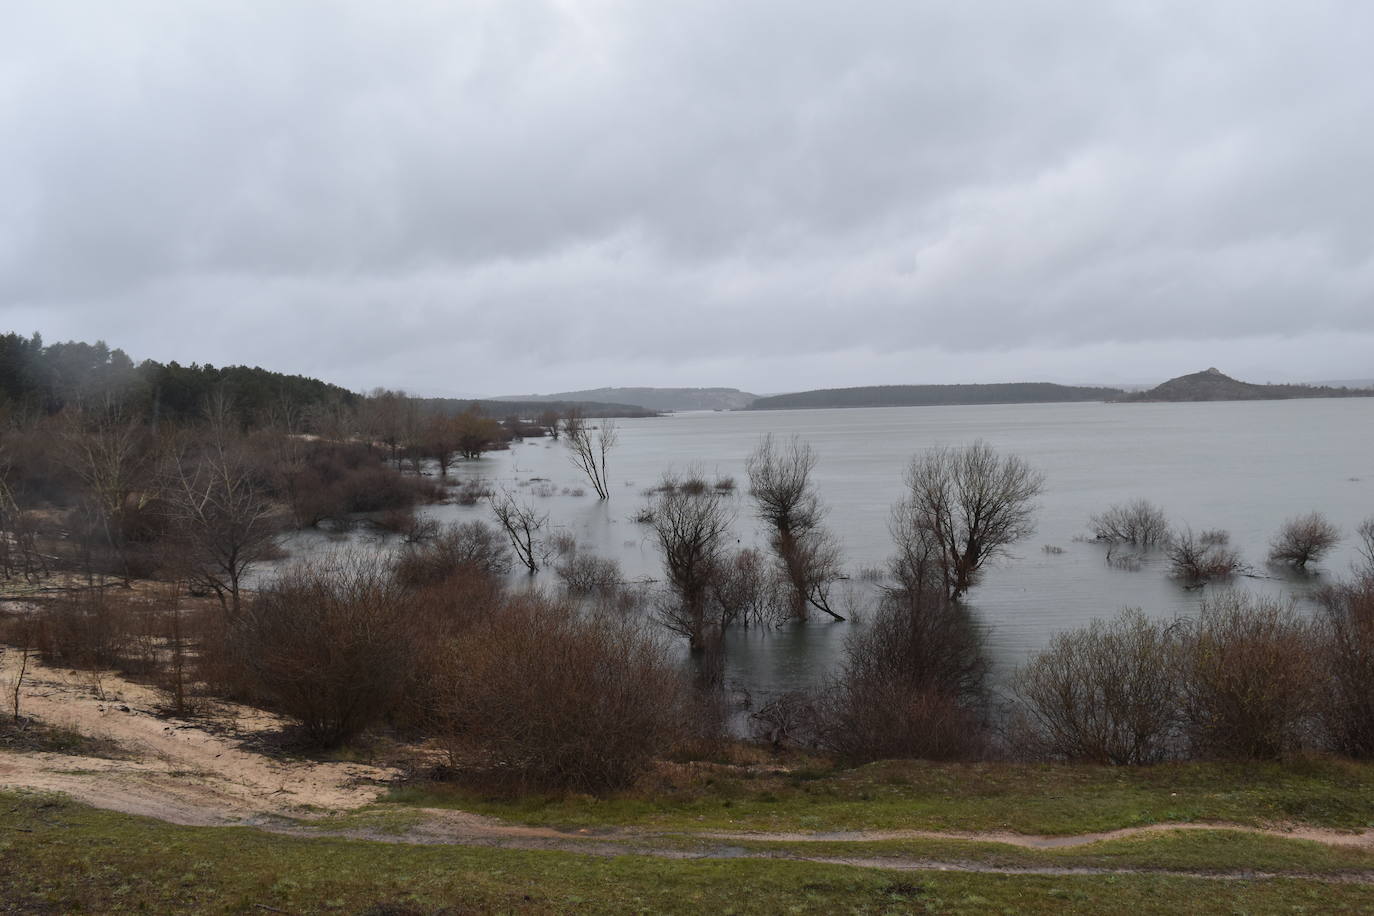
[33, 589, 151, 672]
[1168, 528, 1244, 583]
[1014, 608, 1181, 764]
[393, 521, 511, 589]
[1317, 574, 1374, 757]
[811, 585, 988, 763]
[1176, 592, 1320, 759]
[1268, 512, 1340, 570]
[554, 552, 622, 598]
[432, 594, 687, 792]
[232, 554, 418, 746]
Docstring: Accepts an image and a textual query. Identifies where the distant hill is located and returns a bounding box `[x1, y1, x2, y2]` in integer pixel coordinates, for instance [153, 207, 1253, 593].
[747, 382, 1125, 411]
[1123, 368, 1374, 402]
[492, 387, 756, 411]
[419, 397, 656, 419]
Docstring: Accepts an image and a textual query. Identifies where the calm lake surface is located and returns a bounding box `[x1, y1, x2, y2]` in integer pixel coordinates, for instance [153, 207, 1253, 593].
[283, 399, 1374, 700]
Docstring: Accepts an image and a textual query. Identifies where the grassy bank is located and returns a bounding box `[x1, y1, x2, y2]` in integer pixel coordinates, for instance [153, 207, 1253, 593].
[385, 757, 1374, 835]
[5, 793, 1374, 915]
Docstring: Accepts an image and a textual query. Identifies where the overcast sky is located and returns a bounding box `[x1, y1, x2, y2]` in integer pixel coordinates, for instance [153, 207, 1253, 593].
[3, 1, 1372, 396]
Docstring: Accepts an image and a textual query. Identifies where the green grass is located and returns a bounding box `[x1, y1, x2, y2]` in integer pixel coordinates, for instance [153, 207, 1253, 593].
[386, 758, 1374, 836]
[5, 793, 1374, 914]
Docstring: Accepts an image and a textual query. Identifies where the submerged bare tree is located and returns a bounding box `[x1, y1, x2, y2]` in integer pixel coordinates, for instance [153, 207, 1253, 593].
[651, 471, 735, 652]
[1359, 517, 1374, 573]
[564, 409, 617, 499]
[489, 487, 548, 574]
[1089, 499, 1170, 546]
[1168, 527, 1243, 584]
[895, 441, 1045, 600]
[1268, 512, 1340, 570]
[746, 434, 844, 621]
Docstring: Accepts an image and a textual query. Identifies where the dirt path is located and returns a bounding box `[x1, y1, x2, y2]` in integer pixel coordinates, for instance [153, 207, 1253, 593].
[698, 822, 1374, 850]
[4, 655, 1374, 885]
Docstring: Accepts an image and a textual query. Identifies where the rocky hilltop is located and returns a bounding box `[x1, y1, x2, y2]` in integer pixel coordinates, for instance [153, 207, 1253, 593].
[1125, 368, 1374, 402]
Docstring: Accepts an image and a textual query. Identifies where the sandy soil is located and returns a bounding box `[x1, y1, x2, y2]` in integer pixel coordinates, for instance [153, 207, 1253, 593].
[0, 651, 397, 826]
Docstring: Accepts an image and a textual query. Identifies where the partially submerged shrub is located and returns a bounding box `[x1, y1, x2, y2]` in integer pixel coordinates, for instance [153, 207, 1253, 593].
[555, 552, 622, 597]
[1268, 512, 1340, 570]
[453, 478, 493, 507]
[393, 521, 512, 588]
[1168, 528, 1243, 583]
[812, 584, 988, 763]
[1089, 499, 1170, 546]
[1014, 609, 1180, 764]
[1176, 592, 1320, 759]
[433, 596, 686, 792]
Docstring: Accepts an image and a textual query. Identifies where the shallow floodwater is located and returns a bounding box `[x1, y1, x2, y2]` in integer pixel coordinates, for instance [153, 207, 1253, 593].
[279, 399, 1374, 701]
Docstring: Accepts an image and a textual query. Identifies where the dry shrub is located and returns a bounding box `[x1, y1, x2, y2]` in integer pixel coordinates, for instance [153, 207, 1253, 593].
[433, 595, 686, 792]
[1014, 608, 1180, 764]
[812, 586, 988, 763]
[453, 478, 492, 507]
[749, 691, 817, 750]
[1268, 512, 1340, 570]
[34, 589, 153, 672]
[233, 554, 417, 746]
[1317, 574, 1374, 757]
[1089, 499, 1170, 546]
[1177, 591, 1320, 760]
[1168, 528, 1243, 582]
[555, 552, 622, 597]
[393, 521, 511, 588]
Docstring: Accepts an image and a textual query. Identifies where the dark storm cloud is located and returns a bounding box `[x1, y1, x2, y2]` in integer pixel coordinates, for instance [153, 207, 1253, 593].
[3, 0, 1372, 393]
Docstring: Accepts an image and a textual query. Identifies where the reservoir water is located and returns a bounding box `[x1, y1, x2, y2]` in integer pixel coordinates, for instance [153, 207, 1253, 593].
[281, 399, 1374, 700]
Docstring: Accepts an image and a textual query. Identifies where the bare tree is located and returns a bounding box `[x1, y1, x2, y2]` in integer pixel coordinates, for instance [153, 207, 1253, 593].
[745, 434, 845, 620]
[0, 450, 47, 583]
[425, 414, 459, 477]
[1089, 499, 1170, 546]
[162, 416, 277, 621]
[651, 471, 735, 652]
[895, 441, 1045, 600]
[489, 487, 547, 574]
[1268, 512, 1341, 570]
[564, 409, 617, 499]
[3, 624, 33, 721]
[56, 399, 151, 580]
[539, 409, 561, 440]
[453, 409, 505, 460]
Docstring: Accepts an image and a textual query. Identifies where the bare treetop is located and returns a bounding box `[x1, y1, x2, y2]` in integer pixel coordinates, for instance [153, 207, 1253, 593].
[896, 440, 1045, 600]
[745, 434, 822, 537]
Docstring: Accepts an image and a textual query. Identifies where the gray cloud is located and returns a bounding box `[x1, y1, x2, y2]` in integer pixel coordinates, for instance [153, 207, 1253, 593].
[3, 0, 1372, 393]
